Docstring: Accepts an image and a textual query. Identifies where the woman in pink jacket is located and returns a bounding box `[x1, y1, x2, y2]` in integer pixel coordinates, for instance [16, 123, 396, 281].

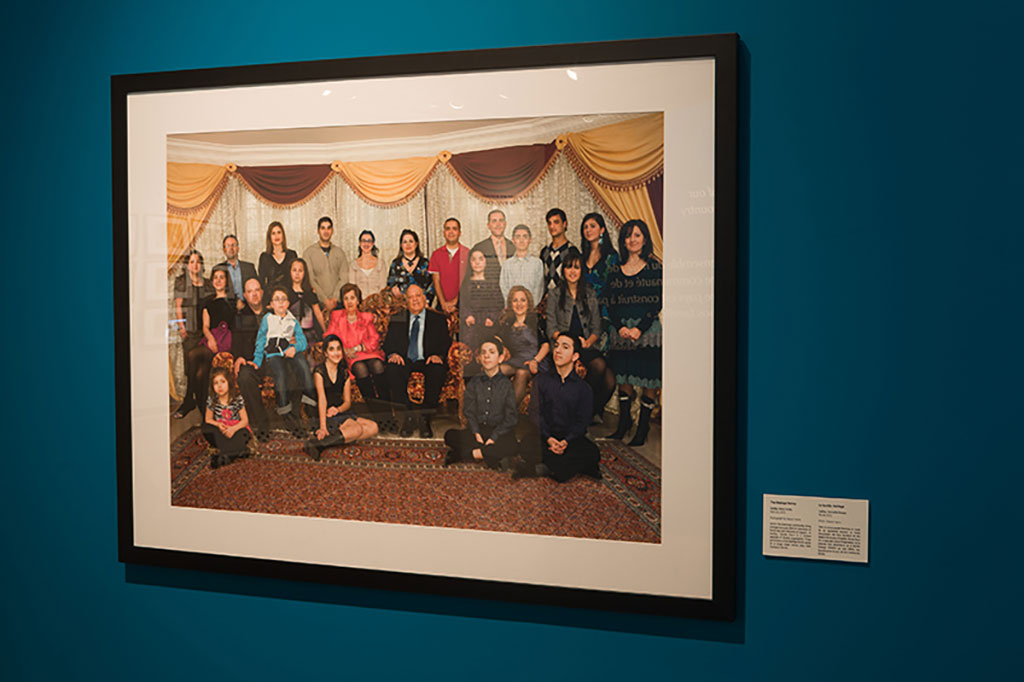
[325, 283, 390, 420]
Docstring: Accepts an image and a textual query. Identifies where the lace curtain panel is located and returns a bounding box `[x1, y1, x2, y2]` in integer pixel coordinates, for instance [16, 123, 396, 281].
[170, 155, 610, 391]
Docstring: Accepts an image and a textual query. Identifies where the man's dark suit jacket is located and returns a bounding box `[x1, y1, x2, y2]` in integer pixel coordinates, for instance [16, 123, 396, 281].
[472, 236, 515, 261]
[216, 259, 258, 296]
[472, 236, 515, 282]
[383, 308, 452, 361]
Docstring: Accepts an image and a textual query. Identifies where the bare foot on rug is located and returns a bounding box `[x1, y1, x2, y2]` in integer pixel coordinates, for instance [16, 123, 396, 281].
[472, 448, 483, 460]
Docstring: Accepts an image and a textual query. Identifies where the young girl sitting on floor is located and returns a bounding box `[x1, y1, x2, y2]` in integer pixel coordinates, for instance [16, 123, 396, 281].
[203, 367, 251, 469]
[304, 334, 379, 461]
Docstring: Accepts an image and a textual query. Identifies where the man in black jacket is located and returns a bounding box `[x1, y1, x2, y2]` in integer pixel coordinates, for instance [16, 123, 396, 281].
[231, 277, 271, 442]
[383, 284, 452, 438]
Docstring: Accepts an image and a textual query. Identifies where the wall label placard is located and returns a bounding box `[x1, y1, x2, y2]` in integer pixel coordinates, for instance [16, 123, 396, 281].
[762, 494, 869, 563]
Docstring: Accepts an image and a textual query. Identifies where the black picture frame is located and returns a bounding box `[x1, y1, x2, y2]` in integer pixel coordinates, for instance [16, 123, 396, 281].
[113, 33, 738, 620]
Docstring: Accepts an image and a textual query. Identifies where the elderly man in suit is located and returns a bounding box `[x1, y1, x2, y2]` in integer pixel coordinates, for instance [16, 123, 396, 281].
[383, 284, 452, 438]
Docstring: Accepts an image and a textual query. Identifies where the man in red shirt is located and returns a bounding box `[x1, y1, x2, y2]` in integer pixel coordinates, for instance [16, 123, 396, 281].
[428, 217, 469, 314]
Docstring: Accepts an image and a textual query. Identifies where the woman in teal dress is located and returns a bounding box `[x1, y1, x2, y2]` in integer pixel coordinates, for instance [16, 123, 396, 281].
[604, 219, 662, 446]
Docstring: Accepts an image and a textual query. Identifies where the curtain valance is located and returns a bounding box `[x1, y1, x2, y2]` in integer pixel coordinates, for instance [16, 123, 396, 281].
[167, 115, 665, 267]
[447, 142, 558, 201]
[332, 156, 440, 207]
[167, 162, 231, 270]
[235, 164, 334, 207]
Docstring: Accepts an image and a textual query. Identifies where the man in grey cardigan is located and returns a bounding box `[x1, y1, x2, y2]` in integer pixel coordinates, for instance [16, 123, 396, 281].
[302, 216, 350, 312]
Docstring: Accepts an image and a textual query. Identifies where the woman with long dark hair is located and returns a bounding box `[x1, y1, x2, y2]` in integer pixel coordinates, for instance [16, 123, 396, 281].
[579, 212, 619, 300]
[387, 228, 435, 304]
[605, 219, 662, 446]
[304, 334, 379, 461]
[546, 252, 617, 421]
[172, 249, 214, 419]
[348, 229, 387, 296]
[257, 221, 298, 300]
[459, 248, 504, 364]
[286, 257, 326, 344]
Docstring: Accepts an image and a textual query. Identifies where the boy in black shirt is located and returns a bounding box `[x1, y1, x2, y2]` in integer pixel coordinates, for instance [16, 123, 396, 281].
[443, 337, 518, 469]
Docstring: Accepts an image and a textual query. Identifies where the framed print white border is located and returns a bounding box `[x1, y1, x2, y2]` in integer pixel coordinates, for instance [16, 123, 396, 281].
[113, 34, 738, 619]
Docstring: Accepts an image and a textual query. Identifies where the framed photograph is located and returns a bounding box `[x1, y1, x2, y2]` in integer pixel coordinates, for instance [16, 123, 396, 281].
[113, 33, 738, 619]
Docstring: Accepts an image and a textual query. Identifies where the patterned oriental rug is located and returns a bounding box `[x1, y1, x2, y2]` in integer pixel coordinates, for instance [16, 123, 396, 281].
[170, 428, 661, 543]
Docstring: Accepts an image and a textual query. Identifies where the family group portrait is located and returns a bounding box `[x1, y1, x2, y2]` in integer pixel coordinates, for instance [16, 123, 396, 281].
[166, 111, 666, 543]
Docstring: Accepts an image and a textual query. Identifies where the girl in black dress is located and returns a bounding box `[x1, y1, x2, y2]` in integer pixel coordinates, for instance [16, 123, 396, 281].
[304, 335, 379, 461]
[287, 257, 326, 345]
[201, 265, 236, 354]
[257, 221, 298, 302]
[459, 248, 504, 370]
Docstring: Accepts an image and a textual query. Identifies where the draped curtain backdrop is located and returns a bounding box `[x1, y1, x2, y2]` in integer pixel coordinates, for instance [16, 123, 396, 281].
[167, 114, 662, 395]
[167, 112, 664, 276]
[166, 162, 231, 269]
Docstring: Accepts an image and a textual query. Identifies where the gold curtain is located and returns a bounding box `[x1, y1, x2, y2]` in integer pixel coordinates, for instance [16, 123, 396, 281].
[562, 113, 664, 260]
[167, 162, 231, 270]
[564, 113, 663, 188]
[333, 156, 440, 207]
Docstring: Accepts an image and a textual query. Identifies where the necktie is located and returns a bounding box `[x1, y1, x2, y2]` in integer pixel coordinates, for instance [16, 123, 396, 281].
[408, 313, 420, 361]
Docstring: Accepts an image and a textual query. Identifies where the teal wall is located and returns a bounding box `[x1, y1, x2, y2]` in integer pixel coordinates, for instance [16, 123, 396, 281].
[3, 1, 1019, 679]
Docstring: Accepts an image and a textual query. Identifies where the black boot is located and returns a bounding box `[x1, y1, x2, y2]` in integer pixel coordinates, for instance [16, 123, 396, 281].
[628, 397, 656, 446]
[609, 393, 633, 440]
[305, 432, 346, 461]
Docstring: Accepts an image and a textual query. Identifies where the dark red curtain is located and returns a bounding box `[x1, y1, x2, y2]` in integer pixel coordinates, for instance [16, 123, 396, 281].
[448, 143, 557, 199]
[646, 174, 663, 231]
[236, 164, 333, 205]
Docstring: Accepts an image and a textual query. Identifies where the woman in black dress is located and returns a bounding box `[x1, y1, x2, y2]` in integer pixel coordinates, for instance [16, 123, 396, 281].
[257, 221, 297, 302]
[304, 335, 379, 460]
[201, 265, 236, 353]
[179, 264, 236, 420]
[605, 219, 663, 446]
[173, 250, 214, 419]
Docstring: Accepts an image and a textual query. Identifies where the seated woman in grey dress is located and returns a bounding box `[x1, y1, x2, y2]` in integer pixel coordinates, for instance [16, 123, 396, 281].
[496, 285, 550, 405]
